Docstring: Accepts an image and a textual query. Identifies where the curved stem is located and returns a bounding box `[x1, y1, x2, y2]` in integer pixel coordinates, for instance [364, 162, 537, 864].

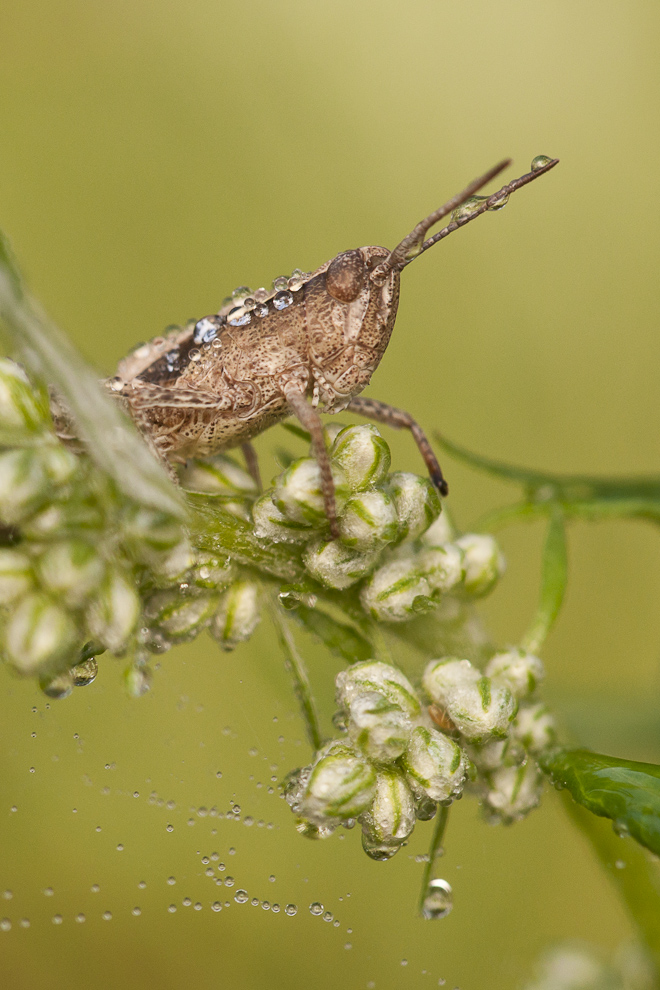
[270, 599, 323, 752]
[418, 805, 450, 916]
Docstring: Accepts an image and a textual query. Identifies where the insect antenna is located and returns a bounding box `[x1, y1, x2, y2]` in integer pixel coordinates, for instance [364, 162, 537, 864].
[371, 156, 559, 280]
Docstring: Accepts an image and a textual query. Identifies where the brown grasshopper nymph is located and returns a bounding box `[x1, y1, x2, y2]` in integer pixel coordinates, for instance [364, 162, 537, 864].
[109, 156, 558, 538]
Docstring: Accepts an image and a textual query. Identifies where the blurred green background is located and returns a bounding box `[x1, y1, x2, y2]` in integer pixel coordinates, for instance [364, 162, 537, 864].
[1, 1, 660, 987]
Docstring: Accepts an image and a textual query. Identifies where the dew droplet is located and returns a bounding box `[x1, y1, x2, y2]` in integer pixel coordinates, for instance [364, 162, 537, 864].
[19, 918, 30, 929]
[288, 270, 304, 291]
[487, 191, 509, 212]
[531, 155, 553, 172]
[285, 903, 297, 916]
[0, 919, 11, 932]
[189, 348, 202, 362]
[132, 907, 141, 916]
[261, 901, 270, 911]
[232, 286, 251, 300]
[228, 310, 251, 327]
[243, 297, 256, 312]
[52, 915, 63, 925]
[193, 902, 202, 911]
[211, 901, 222, 912]
[72, 658, 98, 687]
[272, 276, 288, 292]
[451, 195, 487, 223]
[251, 897, 259, 906]
[271, 903, 280, 913]
[323, 911, 333, 923]
[182, 897, 191, 907]
[421, 878, 453, 920]
[254, 303, 269, 318]
[76, 913, 85, 923]
[224, 877, 235, 888]
[102, 911, 112, 921]
[167, 904, 176, 913]
[193, 317, 221, 346]
[110, 377, 124, 392]
[41, 672, 73, 700]
[309, 902, 323, 916]
[254, 287, 269, 303]
[234, 890, 249, 904]
[273, 290, 293, 310]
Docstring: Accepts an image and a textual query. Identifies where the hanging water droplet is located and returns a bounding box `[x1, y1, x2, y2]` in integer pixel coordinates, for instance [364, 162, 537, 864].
[309, 902, 324, 916]
[284, 903, 297, 916]
[254, 303, 269, 318]
[273, 290, 294, 310]
[189, 348, 202, 362]
[288, 270, 305, 291]
[261, 901, 270, 911]
[72, 657, 97, 687]
[421, 878, 453, 920]
[613, 819, 630, 839]
[110, 377, 124, 392]
[531, 155, 553, 172]
[234, 890, 249, 903]
[451, 195, 487, 223]
[228, 310, 252, 327]
[232, 286, 251, 300]
[41, 671, 73, 700]
[487, 191, 509, 212]
[254, 287, 269, 303]
[272, 276, 289, 292]
[361, 833, 400, 861]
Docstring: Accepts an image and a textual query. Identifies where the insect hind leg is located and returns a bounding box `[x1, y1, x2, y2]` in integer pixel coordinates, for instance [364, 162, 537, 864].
[346, 396, 448, 496]
[285, 388, 340, 539]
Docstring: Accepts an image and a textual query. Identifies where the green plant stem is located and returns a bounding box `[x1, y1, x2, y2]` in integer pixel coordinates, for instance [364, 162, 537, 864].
[270, 600, 323, 752]
[561, 792, 660, 978]
[418, 805, 450, 916]
[520, 507, 567, 653]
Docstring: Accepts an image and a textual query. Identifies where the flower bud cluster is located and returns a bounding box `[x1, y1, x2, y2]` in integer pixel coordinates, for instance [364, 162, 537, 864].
[0, 360, 263, 695]
[286, 649, 557, 856]
[252, 424, 505, 619]
[285, 661, 471, 860]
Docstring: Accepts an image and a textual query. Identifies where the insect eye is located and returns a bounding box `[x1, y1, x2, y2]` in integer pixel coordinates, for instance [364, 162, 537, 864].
[325, 251, 365, 302]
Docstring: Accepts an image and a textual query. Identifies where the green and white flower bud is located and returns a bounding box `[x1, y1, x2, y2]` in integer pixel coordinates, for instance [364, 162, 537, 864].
[304, 538, 379, 590]
[145, 588, 219, 644]
[330, 424, 391, 490]
[190, 553, 235, 590]
[402, 726, 469, 803]
[423, 657, 517, 742]
[417, 543, 464, 594]
[252, 492, 316, 544]
[347, 692, 412, 763]
[150, 539, 195, 583]
[209, 579, 260, 650]
[40, 669, 75, 700]
[484, 760, 543, 823]
[122, 507, 185, 554]
[86, 569, 141, 652]
[300, 742, 377, 825]
[336, 660, 421, 719]
[71, 656, 98, 687]
[273, 457, 349, 526]
[386, 472, 442, 543]
[360, 557, 432, 622]
[455, 533, 505, 597]
[485, 649, 545, 699]
[360, 769, 416, 860]
[40, 444, 78, 487]
[323, 422, 348, 447]
[466, 736, 525, 773]
[5, 592, 76, 674]
[0, 548, 34, 603]
[513, 702, 557, 754]
[0, 359, 50, 443]
[179, 454, 257, 496]
[338, 489, 398, 551]
[420, 512, 455, 547]
[0, 449, 49, 524]
[37, 539, 105, 607]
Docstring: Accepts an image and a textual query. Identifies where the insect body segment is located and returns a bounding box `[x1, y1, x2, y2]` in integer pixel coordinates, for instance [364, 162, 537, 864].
[110, 156, 558, 538]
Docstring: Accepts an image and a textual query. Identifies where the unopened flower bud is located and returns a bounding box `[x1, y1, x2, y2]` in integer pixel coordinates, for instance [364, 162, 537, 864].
[330, 424, 391, 490]
[122, 507, 185, 554]
[304, 538, 379, 590]
[146, 588, 219, 644]
[0, 548, 34, 603]
[273, 458, 348, 526]
[323, 422, 348, 447]
[149, 539, 195, 583]
[0, 359, 50, 442]
[86, 569, 141, 652]
[37, 539, 105, 607]
[386, 472, 442, 542]
[338, 489, 398, 551]
[300, 743, 376, 825]
[209, 580, 260, 650]
[417, 544, 464, 594]
[360, 769, 416, 860]
[423, 657, 517, 742]
[252, 492, 315, 543]
[179, 454, 257, 496]
[402, 726, 469, 803]
[336, 660, 421, 719]
[512, 702, 557, 753]
[484, 761, 543, 823]
[347, 692, 412, 763]
[454, 533, 505, 597]
[40, 444, 78, 487]
[420, 512, 455, 547]
[5, 592, 76, 674]
[485, 649, 545, 699]
[0, 449, 49, 524]
[360, 557, 432, 622]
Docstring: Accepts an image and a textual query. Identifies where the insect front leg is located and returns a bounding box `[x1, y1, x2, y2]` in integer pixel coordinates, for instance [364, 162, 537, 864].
[346, 396, 448, 496]
[284, 388, 340, 539]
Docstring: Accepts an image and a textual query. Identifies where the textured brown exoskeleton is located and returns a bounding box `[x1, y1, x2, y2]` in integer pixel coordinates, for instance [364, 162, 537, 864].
[109, 157, 558, 537]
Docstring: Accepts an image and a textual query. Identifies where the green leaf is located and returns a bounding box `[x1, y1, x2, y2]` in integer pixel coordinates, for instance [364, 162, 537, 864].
[295, 604, 373, 662]
[435, 432, 660, 514]
[0, 227, 185, 519]
[540, 747, 660, 857]
[520, 508, 568, 653]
